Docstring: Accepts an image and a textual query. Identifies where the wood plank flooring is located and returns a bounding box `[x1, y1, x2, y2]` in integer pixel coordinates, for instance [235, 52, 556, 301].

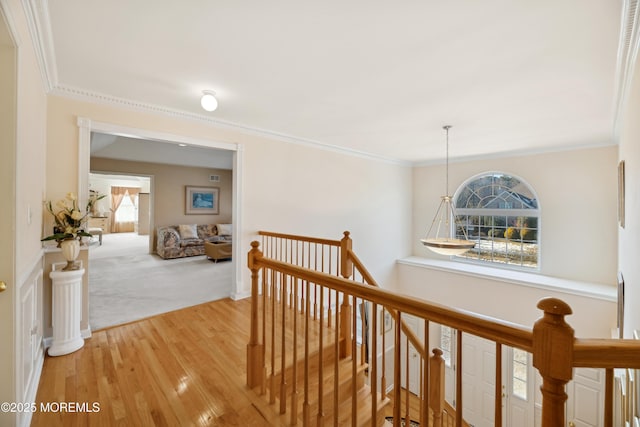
[31, 298, 290, 427]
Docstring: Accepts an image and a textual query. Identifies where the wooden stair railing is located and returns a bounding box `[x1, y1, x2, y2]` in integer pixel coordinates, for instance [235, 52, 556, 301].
[248, 231, 640, 427]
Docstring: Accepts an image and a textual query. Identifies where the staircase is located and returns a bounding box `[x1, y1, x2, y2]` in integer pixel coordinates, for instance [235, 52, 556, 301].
[250, 292, 390, 426]
[246, 230, 640, 427]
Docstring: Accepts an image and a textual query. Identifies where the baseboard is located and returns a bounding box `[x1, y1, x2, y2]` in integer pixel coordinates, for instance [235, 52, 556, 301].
[17, 346, 44, 427]
[82, 326, 92, 339]
[231, 290, 250, 300]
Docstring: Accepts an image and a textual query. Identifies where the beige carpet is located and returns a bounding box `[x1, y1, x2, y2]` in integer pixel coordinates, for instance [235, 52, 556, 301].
[88, 232, 232, 330]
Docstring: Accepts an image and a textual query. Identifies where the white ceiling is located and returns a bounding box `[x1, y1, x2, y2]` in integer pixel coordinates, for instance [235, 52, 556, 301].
[38, 1, 626, 164]
[90, 132, 234, 169]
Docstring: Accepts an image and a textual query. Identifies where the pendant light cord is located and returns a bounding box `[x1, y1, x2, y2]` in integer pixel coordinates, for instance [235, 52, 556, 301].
[443, 125, 451, 196]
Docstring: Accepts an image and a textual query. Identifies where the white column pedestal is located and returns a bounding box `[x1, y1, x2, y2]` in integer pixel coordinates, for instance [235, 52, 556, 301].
[48, 262, 85, 356]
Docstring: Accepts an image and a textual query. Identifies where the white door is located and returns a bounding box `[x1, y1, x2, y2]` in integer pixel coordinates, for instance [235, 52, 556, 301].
[461, 333, 498, 427]
[567, 368, 605, 427]
[504, 347, 535, 427]
[0, 5, 17, 426]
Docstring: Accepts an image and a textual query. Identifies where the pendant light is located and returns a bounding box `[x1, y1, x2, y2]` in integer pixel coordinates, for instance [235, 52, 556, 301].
[420, 125, 475, 255]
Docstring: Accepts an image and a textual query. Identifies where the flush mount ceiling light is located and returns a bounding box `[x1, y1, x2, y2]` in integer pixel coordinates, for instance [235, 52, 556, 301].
[420, 125, 475, 256]
[200, 90, 218, 112]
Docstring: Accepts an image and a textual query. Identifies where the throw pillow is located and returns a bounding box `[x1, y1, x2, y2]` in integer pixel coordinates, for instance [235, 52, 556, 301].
[178, 224, 198, 240]
[216, 223, 232, 236]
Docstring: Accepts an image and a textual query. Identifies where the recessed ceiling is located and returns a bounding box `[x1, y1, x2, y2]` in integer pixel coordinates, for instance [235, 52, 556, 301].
[90, 132, 234, 169]
[39, 1, 624, 163]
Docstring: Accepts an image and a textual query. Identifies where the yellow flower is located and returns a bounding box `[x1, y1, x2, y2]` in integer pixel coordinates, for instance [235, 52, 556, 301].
[70, 210, 83, 220]
[66, 192, 76, 201]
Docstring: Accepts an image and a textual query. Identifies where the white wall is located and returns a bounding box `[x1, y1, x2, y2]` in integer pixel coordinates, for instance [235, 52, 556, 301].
[397, 262, 616, 337]
[619, 45, 640, 339]
[413, 146, 618, 285]
[395, 146, 619, 338]
[45, 96, 413, 296]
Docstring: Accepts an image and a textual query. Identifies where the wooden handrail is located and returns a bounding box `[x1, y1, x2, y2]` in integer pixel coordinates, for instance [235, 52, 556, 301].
[258, 230, 342, 247]
[247, 232, 640, 427]
[257, 256, 534, 351]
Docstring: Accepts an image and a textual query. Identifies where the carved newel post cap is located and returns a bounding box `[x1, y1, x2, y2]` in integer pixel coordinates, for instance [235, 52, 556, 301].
[432, 347, 444, 357]
[537, 297, 573, 317]
[533, 297, 574, 381]
[248, 241, 262, 270]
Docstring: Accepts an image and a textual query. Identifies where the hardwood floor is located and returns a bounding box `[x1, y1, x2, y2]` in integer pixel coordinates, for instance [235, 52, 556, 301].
[31, 298, 289, 427]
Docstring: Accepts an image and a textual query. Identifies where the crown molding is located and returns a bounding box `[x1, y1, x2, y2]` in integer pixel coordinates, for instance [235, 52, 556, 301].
[21, 0, 57, 91]
[51, 84, 412, 167]
[613, 0, 640, 139]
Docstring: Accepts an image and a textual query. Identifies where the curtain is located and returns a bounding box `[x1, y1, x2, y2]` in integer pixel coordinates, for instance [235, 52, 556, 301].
[111, 186, 140, 233]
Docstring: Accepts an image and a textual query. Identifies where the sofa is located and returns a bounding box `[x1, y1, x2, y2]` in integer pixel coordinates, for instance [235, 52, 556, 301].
[156, 223, 232, 259]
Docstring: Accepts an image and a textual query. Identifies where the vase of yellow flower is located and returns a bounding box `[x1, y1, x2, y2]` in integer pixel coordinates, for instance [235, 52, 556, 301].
[42, 192, 104, 271]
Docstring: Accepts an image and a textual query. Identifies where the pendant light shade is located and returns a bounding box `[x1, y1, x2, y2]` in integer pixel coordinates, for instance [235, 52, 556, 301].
[421, 126, 475, 256]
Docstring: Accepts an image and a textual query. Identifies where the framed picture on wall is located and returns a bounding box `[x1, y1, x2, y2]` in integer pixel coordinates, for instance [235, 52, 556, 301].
[619, 160, 626, 228]
[185, 186, 219, 215]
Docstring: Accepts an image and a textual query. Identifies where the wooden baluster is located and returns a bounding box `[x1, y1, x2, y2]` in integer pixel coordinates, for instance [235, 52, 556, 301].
[532, 298, 574, 427]
[430, 348, 445, 427]
[360, 298, 366, 366]
[269, 271, 277, 404]
[303, 280, 311, 426]
[405, 339, 410, 423]
[605, 367, 613, 427]
[327, 286, 332, 328]
[455, 330, 463, 427]
[372, 302, 379, 427]
[291, 278, 299, 425]
[352, 295, 358, 427]
[261, 266, 267, 396]
[280, 274, 288, 414]
[394, 312, 402, 427]
[334, 291, 340, 426]
[317, 285, 325, 427]
[422, 319, 430, 427]
[495, 343, 502, 427]
[340, 293, 352, 359]
[247, 241, 265, 389]
[381, 308, 387, 400]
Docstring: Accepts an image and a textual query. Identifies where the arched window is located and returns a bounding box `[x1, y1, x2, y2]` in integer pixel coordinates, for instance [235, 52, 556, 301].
[453, 172, 540, 269]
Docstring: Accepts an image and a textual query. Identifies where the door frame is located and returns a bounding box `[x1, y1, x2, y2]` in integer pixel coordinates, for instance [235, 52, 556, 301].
[77, 117, 245, 299]
[0, 2, 18, 426]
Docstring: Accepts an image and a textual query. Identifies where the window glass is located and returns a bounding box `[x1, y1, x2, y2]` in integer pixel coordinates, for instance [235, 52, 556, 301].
[454, 173, 539, 269]
[512, 348, 528, 400]
[115, 192, 138, 222]
[440, 325, 453, 367]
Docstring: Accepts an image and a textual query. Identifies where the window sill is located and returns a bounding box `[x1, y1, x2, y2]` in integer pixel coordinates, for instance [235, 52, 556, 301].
[397, 256, 616, 302]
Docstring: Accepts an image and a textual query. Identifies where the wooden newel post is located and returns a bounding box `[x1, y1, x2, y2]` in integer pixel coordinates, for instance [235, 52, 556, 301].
[247, 241, 265, 388]
[339, 231, 353, 358]
[533, 298, 574, 427]
[430, 348, 445, 427]
[340, 231, 353, 279]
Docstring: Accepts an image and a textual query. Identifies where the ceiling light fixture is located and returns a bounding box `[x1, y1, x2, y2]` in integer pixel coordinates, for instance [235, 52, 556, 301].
[420, 125, 475, 256]
[200, 90, 218, 112]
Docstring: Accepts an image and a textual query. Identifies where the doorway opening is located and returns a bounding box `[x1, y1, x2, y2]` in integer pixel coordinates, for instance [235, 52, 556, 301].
[79, 120, 242, 331]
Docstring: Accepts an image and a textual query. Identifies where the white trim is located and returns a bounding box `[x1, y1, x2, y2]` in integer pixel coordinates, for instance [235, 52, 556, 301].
[413, 140, 617, 167]
[231, 290, 251, 301]
[50, 85, 411, 166]
[398, 256, 617, 302]
[614, 0, 640, 138]
[78, 117, 245, 299]
[20, 0, 57, 91]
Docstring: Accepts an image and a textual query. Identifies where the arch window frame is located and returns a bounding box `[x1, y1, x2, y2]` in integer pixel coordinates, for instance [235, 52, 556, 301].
[452, 171, 541, 270]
